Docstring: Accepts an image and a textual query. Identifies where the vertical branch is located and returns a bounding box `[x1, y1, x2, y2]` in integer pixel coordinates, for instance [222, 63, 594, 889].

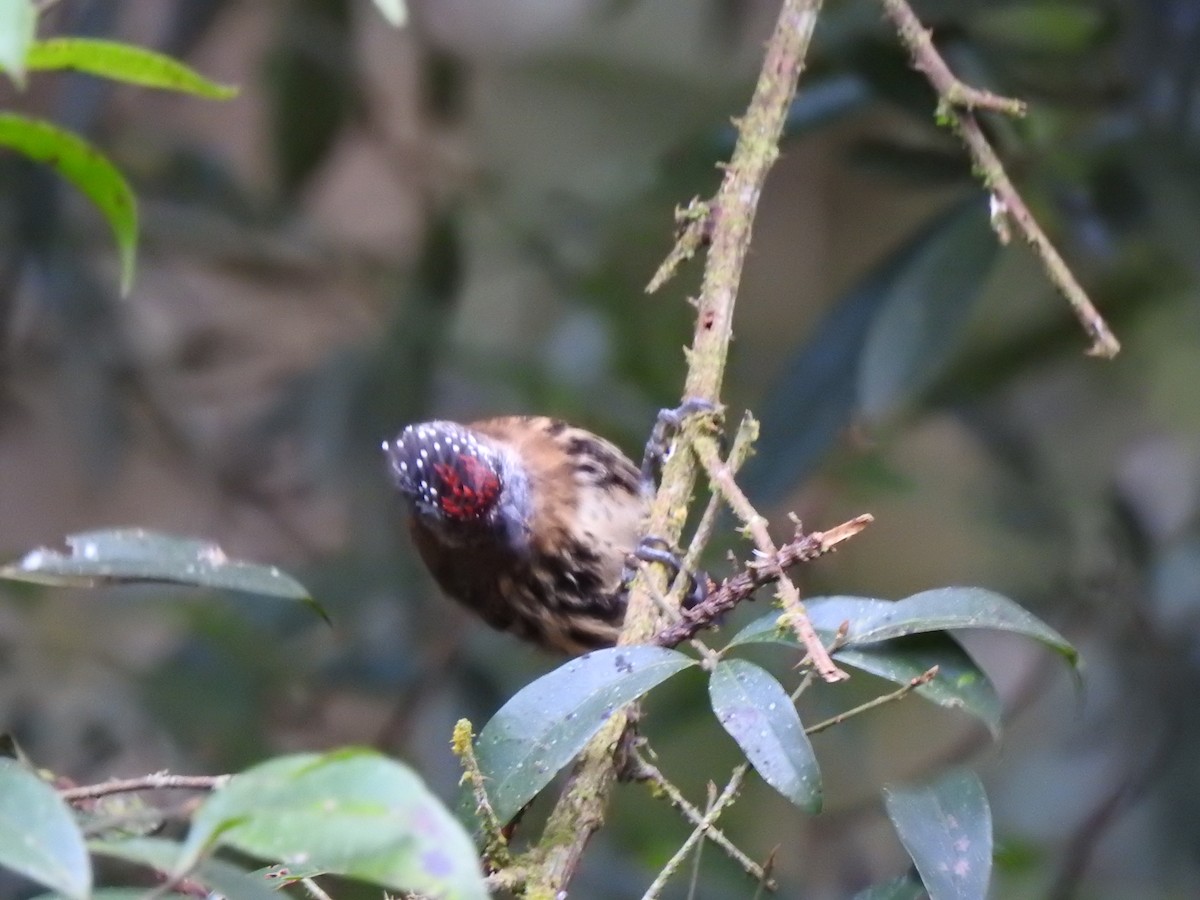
[522, 1, 827, 894]
[623, 0, 825, 642]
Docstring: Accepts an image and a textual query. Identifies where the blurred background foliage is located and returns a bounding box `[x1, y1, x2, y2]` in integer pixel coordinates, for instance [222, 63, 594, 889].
[0, 0, 1196, 896]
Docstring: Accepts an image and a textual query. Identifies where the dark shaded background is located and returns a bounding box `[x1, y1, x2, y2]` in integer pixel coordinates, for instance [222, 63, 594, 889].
[1, 0, 1196, 897]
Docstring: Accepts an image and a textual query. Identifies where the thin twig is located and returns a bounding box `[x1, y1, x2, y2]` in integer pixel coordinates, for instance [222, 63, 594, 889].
[654, 514, 873, 647]
[693, 434, 848, 682]
[804, 667, 939, 736]
[678, 411, 758, 579]
[59, 773, 229, 803]
[647, 197, 713, 293]
[630, 749, 776, 889]
[879, 0, 1119, 358]
[641, 765, 750, 900]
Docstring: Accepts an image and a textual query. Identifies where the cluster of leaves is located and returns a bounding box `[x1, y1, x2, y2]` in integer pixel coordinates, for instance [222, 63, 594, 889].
[0, 529, 1079, 899]
[0, 0, 406, 297]
[0, 530, 487, 899]
[0, 750, 486, 900]
[466, 586, 1078, 897]
[0, 2, 1121, 897]
[0, 1, 241, 295]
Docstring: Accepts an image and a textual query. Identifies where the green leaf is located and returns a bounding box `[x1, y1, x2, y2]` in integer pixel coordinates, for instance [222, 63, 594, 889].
[730, 588, 1079, 668]
[0, 529, 326, 620]
[727, 589, 1077, 732]
[25, 39, 238, 98]
[180, 749, 486, 899]
[0, 0, 35, 86]
[884, 769, 993, 900]
[850, 588, 1078, 666]
[743, 199, 990, 502]
[858, 199, 999, 420]
[0, 758, 91, 900]
[371, 0, 408, 26]
[0, 114, 137, 294]
[708, 659, 821, 812]
[836, 635, 1002, 737]
[90, 837, 278, 900]
[475, 646, 697, 824]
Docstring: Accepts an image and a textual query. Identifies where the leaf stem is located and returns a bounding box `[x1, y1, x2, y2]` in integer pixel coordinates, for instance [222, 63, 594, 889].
[630, 749, 775, 888]
[641, 764, 751, 900]
[804, 666, 939, 736]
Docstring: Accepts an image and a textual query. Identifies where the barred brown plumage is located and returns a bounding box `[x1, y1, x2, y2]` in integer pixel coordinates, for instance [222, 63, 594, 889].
[383, 416, 650, 653]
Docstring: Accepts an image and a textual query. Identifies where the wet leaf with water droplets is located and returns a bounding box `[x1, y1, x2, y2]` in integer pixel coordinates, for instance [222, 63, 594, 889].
[0, 529, 326, 622]
[726, 588, 1077, 736]
[472, 646, 696, 824]
[729, 589, 1076, 665]
[883, 769, 992, 900]
[708, 659, 821, 812]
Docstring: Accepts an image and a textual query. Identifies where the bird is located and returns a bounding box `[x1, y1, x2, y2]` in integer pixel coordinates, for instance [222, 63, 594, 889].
[382, 415, 653, 654]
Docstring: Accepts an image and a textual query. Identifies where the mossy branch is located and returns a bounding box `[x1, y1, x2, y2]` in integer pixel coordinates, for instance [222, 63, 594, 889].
[518, 0, 828, 894]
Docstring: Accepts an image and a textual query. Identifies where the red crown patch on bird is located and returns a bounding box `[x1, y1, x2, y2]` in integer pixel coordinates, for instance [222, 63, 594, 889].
[383, 421, 503, 521]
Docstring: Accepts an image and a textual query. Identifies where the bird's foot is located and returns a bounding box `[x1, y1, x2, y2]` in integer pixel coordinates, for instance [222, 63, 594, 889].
[628, 535, 709, 609]
[639, 398, 719, 488]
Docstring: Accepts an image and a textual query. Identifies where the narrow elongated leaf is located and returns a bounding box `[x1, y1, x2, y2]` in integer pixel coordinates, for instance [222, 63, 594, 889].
[475, 646, 696, 824]
[0, 114, 136, 293]
[0, 759, 91, 900]
[884, 770, 992, 900]
[729, 608, 1001, 727]
[26, 39, 237, 98]
[90, 837, 277, 900]
[743, 199, 989, 501]
[730, 589, 1078, 666]
[371, 0, 408, 26]
[858, 199, 999, 420]
[180, 749, 486, 900]
[0, 529, 324, 617]
[851, 588, 1078, 665]
[727, 589, 1076, 733]
[709, 660, 821, 812]
[836, 636, 1002, 736]
[0, 0, 35, 85]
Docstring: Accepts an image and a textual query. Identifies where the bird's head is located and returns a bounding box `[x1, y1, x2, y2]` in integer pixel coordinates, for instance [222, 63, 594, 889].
[383, 420, 506, 522]
[384, 421, 541, 554]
